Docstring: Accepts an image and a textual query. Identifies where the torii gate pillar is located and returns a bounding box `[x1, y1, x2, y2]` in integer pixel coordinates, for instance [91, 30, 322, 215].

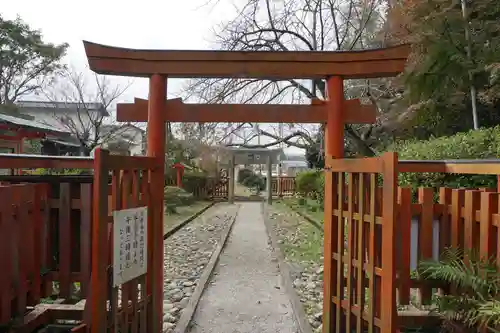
[322, 75, 344, 333]
[148, 74, 166, 333]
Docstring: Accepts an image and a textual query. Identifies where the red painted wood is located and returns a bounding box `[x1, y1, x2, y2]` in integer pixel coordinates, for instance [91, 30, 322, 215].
[31, 185, 44, 304]
[58, 183, 72, 298]
[147, 74, 166, 333]
[14, 186, 28, 315]
[0, 186, 13, 323]
[80, 184, 92, 296]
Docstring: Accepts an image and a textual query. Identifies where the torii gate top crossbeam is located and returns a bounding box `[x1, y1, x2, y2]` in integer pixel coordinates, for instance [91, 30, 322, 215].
[83, 41, 410, 79]
[218, 147, 284, 165]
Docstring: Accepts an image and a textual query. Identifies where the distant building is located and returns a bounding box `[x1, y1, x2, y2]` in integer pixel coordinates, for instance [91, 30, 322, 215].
[280, 160, 309, 176]
[100, 123, 145, 156]
[16, 100, 145, 156]
[279, 152, 310, 176]
[0, 106, 70, 174]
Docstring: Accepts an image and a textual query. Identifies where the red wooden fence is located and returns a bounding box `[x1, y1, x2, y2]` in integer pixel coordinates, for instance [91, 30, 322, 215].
[0, 155, 95, 329]
[323, 152, 500, 333]
[165, 175, 229, 199]
[395, 186, 500, 306]
[89, 149, 163, 333]
[271, 176, 296, 197]
[0, 183, 46, 323]
[0, 152, 226, 331]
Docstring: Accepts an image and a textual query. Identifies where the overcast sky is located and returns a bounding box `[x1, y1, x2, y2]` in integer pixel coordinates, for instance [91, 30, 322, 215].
[2, 0, 305, 155]
[2, 0, 234, 100]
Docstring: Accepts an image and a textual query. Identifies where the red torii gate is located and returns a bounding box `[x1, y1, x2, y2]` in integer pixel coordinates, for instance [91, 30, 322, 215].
[116, 97, 377, 205]
[83, 40, 409, 333]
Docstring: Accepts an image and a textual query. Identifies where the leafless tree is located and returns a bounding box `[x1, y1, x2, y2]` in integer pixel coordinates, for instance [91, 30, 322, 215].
[43, 68, 134, 155]
[180, 0, 406, 156]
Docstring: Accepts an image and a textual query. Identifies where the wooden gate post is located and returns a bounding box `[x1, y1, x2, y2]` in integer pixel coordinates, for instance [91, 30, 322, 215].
[381, 152, 398, 332]
[266, 155, 273, 204]
[228, 155, 235, 204]
[147, 74, 166, 333]
[323, 76, 344, 333]
[90, 149, 110, 333]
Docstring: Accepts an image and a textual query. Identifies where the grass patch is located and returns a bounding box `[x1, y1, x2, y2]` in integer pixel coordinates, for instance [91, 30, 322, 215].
[273, 201, 323, 264]
[281, 197, 324, 224]
[282, 224, 323, 263]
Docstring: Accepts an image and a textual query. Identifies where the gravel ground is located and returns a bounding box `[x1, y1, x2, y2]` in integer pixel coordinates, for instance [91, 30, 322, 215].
[188, 202, 298, 333]
[162, 203, 239, 333]
[267, 204, 325, 333]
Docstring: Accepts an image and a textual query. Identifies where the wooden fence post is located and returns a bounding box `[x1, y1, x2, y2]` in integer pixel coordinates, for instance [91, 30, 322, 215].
[381, 152, 398, 333]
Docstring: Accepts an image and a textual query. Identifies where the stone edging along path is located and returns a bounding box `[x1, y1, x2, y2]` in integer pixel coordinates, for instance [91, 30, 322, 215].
[171, 205, 240, 333]
[164, 202, 216, 239]
[262, 203, 314, 333]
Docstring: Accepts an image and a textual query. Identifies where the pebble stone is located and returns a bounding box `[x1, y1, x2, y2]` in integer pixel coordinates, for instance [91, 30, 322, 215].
[161, 205, 238, 332]
[268, 209, 325, 333]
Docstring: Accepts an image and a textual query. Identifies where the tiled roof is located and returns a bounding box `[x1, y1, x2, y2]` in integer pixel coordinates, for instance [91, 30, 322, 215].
[0, 112, 70, 136]
[17, 100, 109, 116]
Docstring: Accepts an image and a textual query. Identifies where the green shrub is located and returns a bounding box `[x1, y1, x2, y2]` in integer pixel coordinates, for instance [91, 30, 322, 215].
[164, 186, 195, 208]
[182, 171, 208, 194]
[316, 173, 325, 206]
[295, 170, 323, 198]
[164, 169, 177, 185]
[32, 168, 91, 175]
[238, 168, 254, 184]
[391, 127, 500, 190]
[242, 174, 265, 190]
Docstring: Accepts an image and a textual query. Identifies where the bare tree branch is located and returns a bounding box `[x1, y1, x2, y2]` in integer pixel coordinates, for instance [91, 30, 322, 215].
[179, 0, 403, 155]
[43, 67, 133, 155]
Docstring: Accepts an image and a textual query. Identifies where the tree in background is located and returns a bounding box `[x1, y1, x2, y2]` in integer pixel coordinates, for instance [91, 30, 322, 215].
[0, 14, 68, 104]
[181, 0, 404, 156]
[305, 133, 325, 169]
[391, 0, 500, 139]
[44, 68, 132, 155]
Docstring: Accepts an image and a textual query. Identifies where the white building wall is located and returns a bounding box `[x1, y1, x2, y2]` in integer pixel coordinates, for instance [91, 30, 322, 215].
[21, 107, 100, 138]
[18, 102, 146, 156]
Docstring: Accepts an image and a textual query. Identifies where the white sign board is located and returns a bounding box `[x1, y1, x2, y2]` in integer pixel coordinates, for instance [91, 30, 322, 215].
[113, 206, 148, 287]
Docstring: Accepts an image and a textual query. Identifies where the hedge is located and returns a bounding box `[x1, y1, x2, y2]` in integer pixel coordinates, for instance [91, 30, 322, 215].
[294, 127, 500, 204]
[31, 168, 91, 175]
[296, 170, 323, 199]
[391, 126, 500, 189]
[164, 186, 195, 213]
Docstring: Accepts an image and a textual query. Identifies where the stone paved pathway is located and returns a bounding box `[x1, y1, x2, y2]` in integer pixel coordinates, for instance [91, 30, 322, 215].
[188, 202, 298, 333]
[162, 203, 239, 332]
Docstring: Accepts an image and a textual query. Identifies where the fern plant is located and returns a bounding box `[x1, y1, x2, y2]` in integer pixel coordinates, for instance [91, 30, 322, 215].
[418, 247, 500, 333]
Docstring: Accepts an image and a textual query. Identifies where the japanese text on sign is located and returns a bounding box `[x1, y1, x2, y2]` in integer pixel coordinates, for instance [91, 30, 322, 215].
[113, 206, 148, 287]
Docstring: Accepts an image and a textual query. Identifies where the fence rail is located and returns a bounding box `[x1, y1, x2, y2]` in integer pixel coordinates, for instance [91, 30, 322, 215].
[323, 152, 500, 333]
[165, 175, 229, 199]
[271, 176, 296, 197]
